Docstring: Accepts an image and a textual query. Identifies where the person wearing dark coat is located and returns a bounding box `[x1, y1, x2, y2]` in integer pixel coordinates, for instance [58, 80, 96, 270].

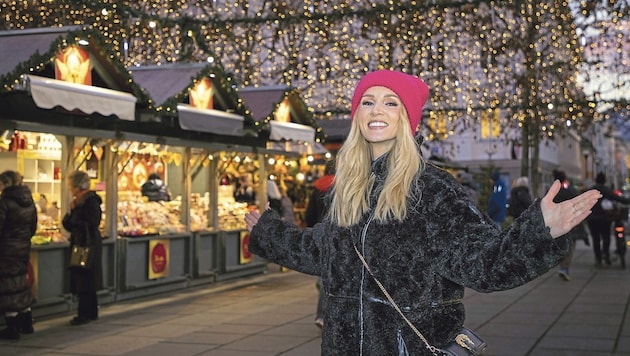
[488, 171, 508, 227]
[304, 161, 335, 329]
[141, 173, 171, 202]
[0, 171, 37, 340]
[586, 172, 630, 267]
[62, 171, 103, 326]
[245, 70, 602, 355]
[552, 170, 589, 281]
[304, 163, 335, 228]
[507, 176, 533, 219]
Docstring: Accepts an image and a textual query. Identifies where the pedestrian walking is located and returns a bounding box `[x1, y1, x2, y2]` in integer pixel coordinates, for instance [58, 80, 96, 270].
[488, 171, 508, 227]
[552, 170, 589, 281]
[586, 172, 630, 267]
[507, 176, 533, 219]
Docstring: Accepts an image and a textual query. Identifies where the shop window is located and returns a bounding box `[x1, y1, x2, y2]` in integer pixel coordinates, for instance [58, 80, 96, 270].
[480, 108, 501, 139]
[427, 111, 448, 139]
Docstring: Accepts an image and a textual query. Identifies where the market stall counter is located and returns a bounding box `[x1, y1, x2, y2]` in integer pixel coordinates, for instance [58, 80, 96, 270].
[29, 238, 116, 318]
[116, 233, 193, 301]
[216, 229, 266, 282]
[191, 230, 220, 286]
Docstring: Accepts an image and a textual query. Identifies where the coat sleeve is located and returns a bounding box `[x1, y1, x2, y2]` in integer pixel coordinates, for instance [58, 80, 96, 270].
[248, 209, 323, 276]
[428, 175, 570, 293]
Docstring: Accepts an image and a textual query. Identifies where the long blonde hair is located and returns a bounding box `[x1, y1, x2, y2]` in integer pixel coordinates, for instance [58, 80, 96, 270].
[330, 110, 425, 227]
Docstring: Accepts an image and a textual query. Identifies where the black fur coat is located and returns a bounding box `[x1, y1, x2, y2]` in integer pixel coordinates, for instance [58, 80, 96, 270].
[249, 156, 570, 355]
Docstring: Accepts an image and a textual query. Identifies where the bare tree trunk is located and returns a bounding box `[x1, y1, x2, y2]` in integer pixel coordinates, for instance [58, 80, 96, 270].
[531, 121, 541, 196]
[521, 117, 530, 178]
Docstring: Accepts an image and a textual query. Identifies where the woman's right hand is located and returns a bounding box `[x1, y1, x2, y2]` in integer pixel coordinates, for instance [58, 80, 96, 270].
[244, 210, 261, 232]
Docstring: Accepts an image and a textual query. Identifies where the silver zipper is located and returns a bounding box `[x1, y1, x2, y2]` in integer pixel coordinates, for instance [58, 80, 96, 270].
[358, 212, 375, 356]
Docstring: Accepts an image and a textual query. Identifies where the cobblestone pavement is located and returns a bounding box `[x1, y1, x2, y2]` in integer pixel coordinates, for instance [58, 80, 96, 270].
[2, 243, 630, 355]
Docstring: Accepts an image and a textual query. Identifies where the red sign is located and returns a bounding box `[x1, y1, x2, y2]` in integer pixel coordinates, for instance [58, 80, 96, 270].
[149, 239, 169, 279]
[240, 231, 252, 264]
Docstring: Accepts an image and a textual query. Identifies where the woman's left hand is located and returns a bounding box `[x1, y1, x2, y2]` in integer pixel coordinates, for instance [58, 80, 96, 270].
[541, 180, 602, 238]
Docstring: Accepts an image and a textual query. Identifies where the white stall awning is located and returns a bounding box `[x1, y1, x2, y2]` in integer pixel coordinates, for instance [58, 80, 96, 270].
[265, 141, 328, 155]
[269, 120, 315, 142]
[22, 74, 137, 121]
[177, 104, 244, 136]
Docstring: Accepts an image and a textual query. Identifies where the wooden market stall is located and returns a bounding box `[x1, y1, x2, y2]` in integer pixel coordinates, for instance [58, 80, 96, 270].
[130, 62, 267, 286]
[0, 26, 152, 316]
[238, 85, 328, 231]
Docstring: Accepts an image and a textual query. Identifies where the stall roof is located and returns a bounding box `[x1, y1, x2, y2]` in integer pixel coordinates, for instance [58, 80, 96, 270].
[0, 28, 67, 77]
[238, 85, 324, 144]
[0, 28, 265, 150]
[316, 118, 351, 143]
[130, 63, 255, 137]
[129, 63, 208, 106]
[0, 26, 150, 121]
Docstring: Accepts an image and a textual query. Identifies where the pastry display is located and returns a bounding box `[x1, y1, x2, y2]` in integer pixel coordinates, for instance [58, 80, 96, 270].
[32, 213, 65, 245]
[117, 197, 185, 237]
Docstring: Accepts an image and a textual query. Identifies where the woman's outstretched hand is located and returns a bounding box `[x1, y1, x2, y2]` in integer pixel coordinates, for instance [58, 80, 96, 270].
[245, 210, 262, 232]
[541, 180, 602, 238]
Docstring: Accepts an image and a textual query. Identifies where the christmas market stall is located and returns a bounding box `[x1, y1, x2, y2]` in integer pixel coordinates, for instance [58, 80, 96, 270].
[130, 62, 266, 285]
[0, 26, 152, 316]
[238, 85, 328, 230]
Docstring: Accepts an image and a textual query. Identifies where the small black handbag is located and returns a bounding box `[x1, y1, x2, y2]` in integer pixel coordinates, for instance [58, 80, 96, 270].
[69, 245, 93, 268]
[69, 223, 94, 269]
[440, 326, 487, 356]
[353, 244, 486, 355]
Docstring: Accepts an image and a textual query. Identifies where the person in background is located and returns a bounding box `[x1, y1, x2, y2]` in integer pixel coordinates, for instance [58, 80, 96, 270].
[37, 194, 48, 214]
[508, 176, 533, 219]
[267, 179, 283, 216]
[304, 160, 335, 329]
[0, 171, 37, 340]
[278, 184, 296, 225]
[586, 172, 630, 267]
[141, 173, 171, 202]
[234, 173, 256, 205]
[48, 201, 61, 222]
[244, 69, 601, 354]
[63, 171, 102, 326]
[488, 171, 508, 227]
[553, 170, 589, 281]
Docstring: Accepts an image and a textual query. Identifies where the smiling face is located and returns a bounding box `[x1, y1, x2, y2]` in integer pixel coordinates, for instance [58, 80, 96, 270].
[355, 86, 404, 158]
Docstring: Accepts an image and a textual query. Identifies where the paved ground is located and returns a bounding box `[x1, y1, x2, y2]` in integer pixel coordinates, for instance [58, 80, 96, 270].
[2, 242, 630, 355]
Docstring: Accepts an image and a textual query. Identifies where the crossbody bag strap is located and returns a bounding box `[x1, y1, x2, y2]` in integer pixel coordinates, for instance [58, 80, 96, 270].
[352, 243, 440, 355]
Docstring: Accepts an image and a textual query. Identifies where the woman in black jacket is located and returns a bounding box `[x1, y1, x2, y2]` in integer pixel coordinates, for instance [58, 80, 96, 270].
[63, 170, 102, 326]
[245, 69, 602, 355]
[0, 171, 37, 340]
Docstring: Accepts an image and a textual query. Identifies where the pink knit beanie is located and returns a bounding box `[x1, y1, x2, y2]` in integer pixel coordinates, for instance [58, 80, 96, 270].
[350, 70, 430, 134]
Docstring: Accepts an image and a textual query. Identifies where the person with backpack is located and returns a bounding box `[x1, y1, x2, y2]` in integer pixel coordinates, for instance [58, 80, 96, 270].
[508, 176, 533, 219]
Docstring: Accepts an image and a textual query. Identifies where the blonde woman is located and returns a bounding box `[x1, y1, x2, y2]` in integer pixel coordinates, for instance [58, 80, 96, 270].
[245, 70, 601, 355]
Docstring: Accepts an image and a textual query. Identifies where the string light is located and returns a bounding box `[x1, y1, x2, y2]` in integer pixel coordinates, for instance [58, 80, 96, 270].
[0, 0, 627, 143]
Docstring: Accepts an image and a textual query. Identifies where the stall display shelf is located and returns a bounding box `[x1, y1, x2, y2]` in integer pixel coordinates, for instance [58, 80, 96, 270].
[0, 150, 61, 204]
